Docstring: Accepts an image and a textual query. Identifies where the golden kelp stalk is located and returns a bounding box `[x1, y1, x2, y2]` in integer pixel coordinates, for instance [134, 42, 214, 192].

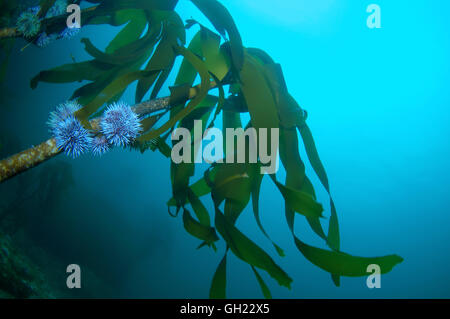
[0, 82, 214, 182]
[0, 139, 60, 183]
[0, 27, 18, 39]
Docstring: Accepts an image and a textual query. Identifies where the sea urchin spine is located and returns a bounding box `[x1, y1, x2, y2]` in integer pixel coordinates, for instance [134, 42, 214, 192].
[91, 136, 110, 156]
[36, 32, 56, 48]
[53, 117, 92, 158]
[59, 27, 81, 40]
[100, 102, 142, 147]
[46, 0, 68, 18]
[48, 101, 82, 129]
[16, 11, 41, 38]
[48, 101, 91, 158]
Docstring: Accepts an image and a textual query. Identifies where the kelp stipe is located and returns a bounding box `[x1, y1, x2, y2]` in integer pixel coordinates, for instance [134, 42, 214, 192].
[0, 0, 402, 298]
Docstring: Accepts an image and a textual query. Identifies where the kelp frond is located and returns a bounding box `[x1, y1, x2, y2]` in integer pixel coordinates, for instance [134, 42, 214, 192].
[0, 0, 403, 298]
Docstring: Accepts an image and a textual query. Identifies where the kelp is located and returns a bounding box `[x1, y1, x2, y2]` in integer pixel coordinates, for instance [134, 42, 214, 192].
[190, 0, 243, 72]
[32, 8, 186, 124]
[23, 0, 402, 298]
[38, 0, 57, 19]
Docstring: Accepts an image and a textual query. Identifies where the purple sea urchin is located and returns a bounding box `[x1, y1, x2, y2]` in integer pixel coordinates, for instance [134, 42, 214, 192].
[91, 136, 110, 156]
[16, 11, 41, 38]
[59, 27, 80, 40]
[48, 101, 90, 158]
[36, 32, 56, 48]
[28, 6, 41, 15]
[53, 116, 92, 158]
[48, 101, 82, 130]
[46, 0, 68, 18]
[100, 102, 142, 147]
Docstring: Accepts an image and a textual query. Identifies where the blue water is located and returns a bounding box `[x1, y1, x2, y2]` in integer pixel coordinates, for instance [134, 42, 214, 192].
[2, 0, 450, 298]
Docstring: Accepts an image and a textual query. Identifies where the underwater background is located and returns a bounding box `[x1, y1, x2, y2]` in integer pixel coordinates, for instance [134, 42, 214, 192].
[1, 0, 450, 298]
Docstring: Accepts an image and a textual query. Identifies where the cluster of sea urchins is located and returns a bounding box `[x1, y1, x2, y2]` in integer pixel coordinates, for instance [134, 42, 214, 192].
[48, 101, 142, 158]
[16, 1, 81, 46]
